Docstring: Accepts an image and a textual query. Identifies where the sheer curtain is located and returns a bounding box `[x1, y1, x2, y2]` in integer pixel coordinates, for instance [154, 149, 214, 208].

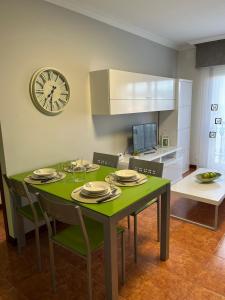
[197, 65, 225, 171]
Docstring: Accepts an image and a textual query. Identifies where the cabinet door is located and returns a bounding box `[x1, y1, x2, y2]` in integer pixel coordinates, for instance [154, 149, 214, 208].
[178, 105, 192, 130]
[110, 70, 149, 100]
[110, 70, 175, 100]
[178, 80, 192, 107]
[177, 128, 191, 173]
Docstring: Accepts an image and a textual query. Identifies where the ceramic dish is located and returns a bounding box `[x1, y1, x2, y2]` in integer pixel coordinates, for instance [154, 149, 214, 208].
[71, 160, 90, 167]
[105, 173, 147, 187]
[82, 181, 109, 194]
[71, 186, 121, 204]
[114, 169, 138, 180]
[33, 168, 56, 177]
[196, 172, 221, 183]
[24, 172, 66, 185]
[64, 164, 100, 173]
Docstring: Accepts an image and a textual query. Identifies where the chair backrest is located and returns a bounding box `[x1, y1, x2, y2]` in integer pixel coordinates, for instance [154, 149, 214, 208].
[4, 175, 32, 203]
[128, 158, 163, 177]
[93, 152, 119, 168]
[37, 193, 91, 252]
[3, 175, 39, 223]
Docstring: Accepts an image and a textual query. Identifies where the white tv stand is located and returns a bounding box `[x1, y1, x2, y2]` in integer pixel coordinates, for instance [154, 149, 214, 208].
[118, 146, 183, 184]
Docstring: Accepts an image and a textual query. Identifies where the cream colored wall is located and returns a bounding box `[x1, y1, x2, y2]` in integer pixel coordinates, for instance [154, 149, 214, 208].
[0, 0, 177, 237]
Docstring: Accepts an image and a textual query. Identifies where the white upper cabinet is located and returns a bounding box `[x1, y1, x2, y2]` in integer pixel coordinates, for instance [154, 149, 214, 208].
[90, 69, 175, 115]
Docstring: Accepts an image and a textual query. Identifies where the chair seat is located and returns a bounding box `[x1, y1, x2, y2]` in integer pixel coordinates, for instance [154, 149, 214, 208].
[17, 202, 44, 222]
[131, 197, 158, 216]
[52, 217, 124, 256]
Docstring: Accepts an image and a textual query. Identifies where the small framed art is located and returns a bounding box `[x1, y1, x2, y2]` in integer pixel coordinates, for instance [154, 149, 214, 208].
[161, 136, 170, 147]
[211, 104, 218, 111]
[209, 131, 216, 138]
[215, 118, 222, 124]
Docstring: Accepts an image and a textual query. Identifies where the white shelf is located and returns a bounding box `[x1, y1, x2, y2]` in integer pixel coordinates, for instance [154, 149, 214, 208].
[118, 146, 182, 184]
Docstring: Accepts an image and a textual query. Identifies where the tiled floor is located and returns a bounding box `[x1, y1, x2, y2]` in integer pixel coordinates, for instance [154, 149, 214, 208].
[1, 195, 225, 300]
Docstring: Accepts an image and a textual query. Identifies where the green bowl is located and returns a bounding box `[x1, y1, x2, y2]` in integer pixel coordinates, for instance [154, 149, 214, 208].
[196, 172, 221, 183]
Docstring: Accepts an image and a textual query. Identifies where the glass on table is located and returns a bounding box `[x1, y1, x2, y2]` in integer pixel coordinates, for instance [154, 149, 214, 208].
[73, 164, 86, 182]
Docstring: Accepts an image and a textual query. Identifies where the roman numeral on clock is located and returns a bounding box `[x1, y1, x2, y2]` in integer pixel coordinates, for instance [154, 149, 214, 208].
[35, 88, 44, 94]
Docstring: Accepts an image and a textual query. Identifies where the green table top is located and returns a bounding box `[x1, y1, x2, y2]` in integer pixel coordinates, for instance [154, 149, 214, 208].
[11, 164, 170, 217]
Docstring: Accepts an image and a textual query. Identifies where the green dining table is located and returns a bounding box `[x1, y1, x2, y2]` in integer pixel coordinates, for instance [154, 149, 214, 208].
[11, 164, 170, 300]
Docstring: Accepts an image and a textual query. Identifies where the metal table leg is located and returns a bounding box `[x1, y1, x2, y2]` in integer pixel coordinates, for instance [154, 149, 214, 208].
[171, 204, 219, 231]
[160, 183, 170, 261]
[104, 219, 118, 300]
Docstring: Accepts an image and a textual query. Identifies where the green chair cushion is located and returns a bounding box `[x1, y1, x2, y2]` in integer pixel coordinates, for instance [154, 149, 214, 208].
[52, 217, 124, 256]
[131, 197, 158, 216]
[17, 202, 44, 222]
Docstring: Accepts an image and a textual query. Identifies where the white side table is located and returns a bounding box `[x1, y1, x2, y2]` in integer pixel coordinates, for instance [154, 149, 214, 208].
[171, 168, 225, 230]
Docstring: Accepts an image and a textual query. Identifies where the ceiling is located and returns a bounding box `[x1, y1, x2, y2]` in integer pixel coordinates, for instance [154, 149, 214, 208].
[44, 0, 225, 49]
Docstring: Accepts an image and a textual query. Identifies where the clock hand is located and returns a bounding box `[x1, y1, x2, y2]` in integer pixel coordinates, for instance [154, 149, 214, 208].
[44, 86, 57, 106]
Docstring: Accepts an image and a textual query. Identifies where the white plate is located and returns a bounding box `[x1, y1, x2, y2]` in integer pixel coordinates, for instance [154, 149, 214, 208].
[105, 173, 147, 187]
[71, 186, 121, 204]
[80, 189, 110, 198]
[83, 181, 109, 194]
[24, 172, 66, 185]
[33, 168, 56, 177]
[65, 164, 100, 173]
[114, 169, 138, 179]
[71, 160, 90, 167]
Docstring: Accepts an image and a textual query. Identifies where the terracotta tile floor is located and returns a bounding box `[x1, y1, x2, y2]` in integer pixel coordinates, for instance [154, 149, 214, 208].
[1, 193, 225, 300]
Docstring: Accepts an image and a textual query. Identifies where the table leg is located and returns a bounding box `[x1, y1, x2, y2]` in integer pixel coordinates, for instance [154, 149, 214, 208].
[160, 183, 170, 261]
[214, 205, 219, 230]
[12, 194, 26, 252]
[104, 219, 118, 300]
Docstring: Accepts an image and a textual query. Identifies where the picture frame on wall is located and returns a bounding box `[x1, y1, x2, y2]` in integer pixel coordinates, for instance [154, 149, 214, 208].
[211, 104, 218, 111]
[161, 136, 170, 147]
[215, 118, 222, 124]
[209, 131, 216, 138]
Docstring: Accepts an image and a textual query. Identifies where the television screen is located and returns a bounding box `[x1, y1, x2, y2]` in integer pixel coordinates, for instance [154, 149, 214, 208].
[133, 123, 157, 153]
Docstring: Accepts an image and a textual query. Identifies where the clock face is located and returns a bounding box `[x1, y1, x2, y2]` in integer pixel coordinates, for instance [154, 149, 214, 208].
[30, 68, 70, 115]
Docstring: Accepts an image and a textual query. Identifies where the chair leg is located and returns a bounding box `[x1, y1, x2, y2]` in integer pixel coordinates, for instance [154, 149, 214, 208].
[127, 215, 130, 229]
[49, 240, 56, 292]
[34, 226, 42, 272]
[53, 218, 57, 235]
[15, 213, 26, 254]
[134, 214, 138, 263]
[121, 231, 125, 285]
[156, 198, 161, 242]
[87, 254, 92, 300]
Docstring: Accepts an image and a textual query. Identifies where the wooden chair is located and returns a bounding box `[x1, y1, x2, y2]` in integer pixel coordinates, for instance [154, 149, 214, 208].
[93, 152, 119, 168]
[37, 192, 125, 300]
[128, 158, 164, 263]
[3, 175, 44, 271]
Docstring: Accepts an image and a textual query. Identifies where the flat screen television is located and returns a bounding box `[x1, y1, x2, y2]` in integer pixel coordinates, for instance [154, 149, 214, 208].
[132, 123, 157, 153]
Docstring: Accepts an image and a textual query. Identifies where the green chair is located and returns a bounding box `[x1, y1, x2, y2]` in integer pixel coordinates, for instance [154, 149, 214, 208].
[3, 175, 45, 271]
[93, 152, 119, 168]
[37, 192, 125, 300]
[128, 158, 164, 263]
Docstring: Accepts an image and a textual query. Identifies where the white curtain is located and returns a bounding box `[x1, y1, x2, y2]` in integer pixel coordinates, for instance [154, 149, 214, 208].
[197, 65, 225, 171]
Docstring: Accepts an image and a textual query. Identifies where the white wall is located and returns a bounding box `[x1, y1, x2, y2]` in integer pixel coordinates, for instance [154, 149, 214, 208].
[0, 0, 177, 237]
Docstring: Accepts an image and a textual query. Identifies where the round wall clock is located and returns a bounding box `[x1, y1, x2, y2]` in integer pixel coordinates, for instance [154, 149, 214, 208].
[30, 67, 70, 115]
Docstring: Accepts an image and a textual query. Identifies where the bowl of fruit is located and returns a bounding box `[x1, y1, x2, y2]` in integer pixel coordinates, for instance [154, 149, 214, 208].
[195, 171, 221, 183]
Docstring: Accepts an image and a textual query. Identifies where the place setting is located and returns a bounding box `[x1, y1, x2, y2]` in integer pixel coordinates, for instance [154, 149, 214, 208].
[71, 181, 121, 204]
[24, 168, 66, 185]
[64, 159, 100, 173]
[105, 169, 148, 187]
